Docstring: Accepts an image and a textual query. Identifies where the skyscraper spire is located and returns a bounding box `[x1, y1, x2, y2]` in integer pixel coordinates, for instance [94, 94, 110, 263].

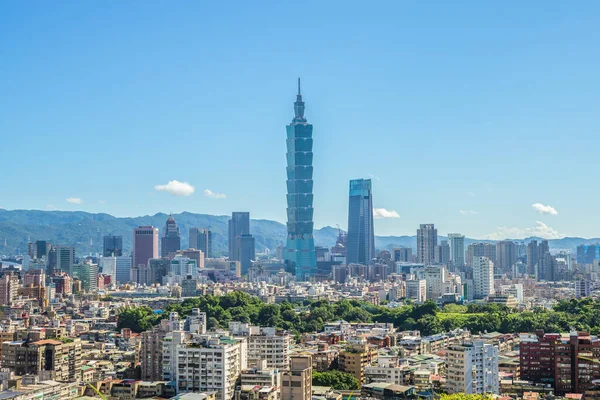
[293, 77, 306, 122]
[285, 78, 316, 281]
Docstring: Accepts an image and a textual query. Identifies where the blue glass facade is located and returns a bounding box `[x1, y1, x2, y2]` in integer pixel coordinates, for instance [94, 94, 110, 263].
[347, 179, 375, 265]
[285, 79, 317, 281]
[577, 244, 600, 265]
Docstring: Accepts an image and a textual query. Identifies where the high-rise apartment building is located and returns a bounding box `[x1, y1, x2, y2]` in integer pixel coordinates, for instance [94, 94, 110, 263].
[575, 279, 591, 298]
[163, 331, 246, 400]
[0, 272, 19, 306]
[1, 338, 82, 381]
[496, 241, 516, 275]
[446, 340, 499, 394]
[229, 212, 250, 259]
[284, 79, 317, 281]
[406, 279, 427, 303]
[526, 240, 539, 276]
[472, 256, 495, 299]
[417, 224, 437, 265]
[133, 226, 158, 268]
[424, 265, 446, 300]
[347, 179, 375, 265]
[466, 243, 496, 266]
[229, 323, 291, 369]
[521, 331, 600, 395]
[189, 227, 212, 258]
[103, 235, 123, 257]
[339, 343, 379, 384]
[141, 323, 169, 381]
[282, 355, 312, 400]
[448, 234, 465, 267]
[434, 240, 450, 265]
[161, 215, 181, 257]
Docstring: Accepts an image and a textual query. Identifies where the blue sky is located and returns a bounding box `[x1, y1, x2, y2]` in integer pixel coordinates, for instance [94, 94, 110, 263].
[1, 1, 599, 239]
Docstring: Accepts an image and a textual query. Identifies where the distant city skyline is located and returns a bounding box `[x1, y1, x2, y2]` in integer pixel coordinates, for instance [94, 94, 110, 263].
[2, 2, 599, 239]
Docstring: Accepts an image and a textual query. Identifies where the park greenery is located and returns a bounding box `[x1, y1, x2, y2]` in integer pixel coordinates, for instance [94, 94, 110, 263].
[117, 293, 600, 337]
[312, 370, 360, 390]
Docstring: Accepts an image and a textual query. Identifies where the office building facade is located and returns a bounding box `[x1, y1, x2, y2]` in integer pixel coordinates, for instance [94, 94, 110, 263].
[190, 227, 212, 258]
[161, 215, 181, 257]
[448, 233, 465, 267]
[103, 235, 123, 257]
[229, 212, 250, 258]
[236, 234, 255, 275]
[133, 226, 158, 268]
[284, 79, 317, 281]
[347, 178, 375, 265]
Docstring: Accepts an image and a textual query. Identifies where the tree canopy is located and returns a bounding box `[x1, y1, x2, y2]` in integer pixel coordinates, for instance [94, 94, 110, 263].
[312, 370, 360, 390]
[117, 294, 600, 337]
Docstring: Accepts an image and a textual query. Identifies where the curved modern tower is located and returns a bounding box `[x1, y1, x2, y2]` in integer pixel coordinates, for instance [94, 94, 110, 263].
[285, 78, 317, 281]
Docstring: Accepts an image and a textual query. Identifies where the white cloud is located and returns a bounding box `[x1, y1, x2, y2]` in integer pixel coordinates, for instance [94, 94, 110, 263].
[373, 208, 400, 219]
[532, 203, 558, 216]
[45, 204, 57, 210]
[155, 180, 195, 196]
[98, 200, 106, 205]
[203, 189, 226, 199]
[484, 221, 562, 240]
[66, 197, 83, 204]
[460, 210, 478, 215]
[367, 174, 381, 181]
[467, 192, 476, 197]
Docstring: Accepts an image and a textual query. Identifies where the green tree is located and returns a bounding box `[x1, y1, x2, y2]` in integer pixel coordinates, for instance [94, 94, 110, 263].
[312, 370, 360, 390]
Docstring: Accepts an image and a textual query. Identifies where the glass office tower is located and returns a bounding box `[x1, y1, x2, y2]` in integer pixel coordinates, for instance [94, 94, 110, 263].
[347, 179, 375, 265]
[285, 79, 317, 280]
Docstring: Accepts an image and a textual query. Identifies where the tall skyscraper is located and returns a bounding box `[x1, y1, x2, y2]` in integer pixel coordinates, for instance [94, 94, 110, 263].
[448, 233, 465, 267]
[417, 224, 437, 265]
[496, 241, 517, 275]
[473, 256, 495, 299]
[576, 244, 600, 265]
[434, 240, 450, 264]
[133, 226, 158, 267]
[466, 243, 496, 266]
[49, 245, 75, 276]
[103, 235, 123, 257]
[229, 212, 250, 258]
[161, 215, 181, 257]
[28, 240, 51, 260]
[284, 79, 316, 280]
[190, 227, 212, 258]
[347, 179, 375, 265]
[526, 240, 539, 276]
[236, 234, 255, 275]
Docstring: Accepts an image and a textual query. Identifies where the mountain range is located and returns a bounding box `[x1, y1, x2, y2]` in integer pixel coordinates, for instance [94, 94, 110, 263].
[0, 209, 596, 257]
